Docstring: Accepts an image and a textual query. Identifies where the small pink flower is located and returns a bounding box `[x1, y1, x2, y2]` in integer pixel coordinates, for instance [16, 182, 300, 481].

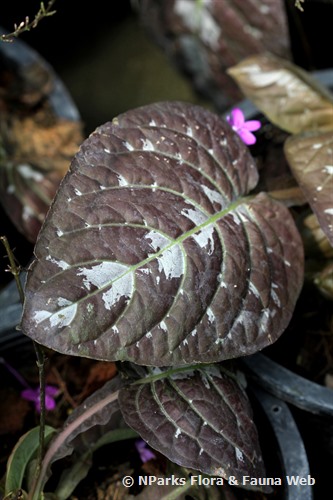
[21, 385, 59, 413]
[226, 108, 261, 145]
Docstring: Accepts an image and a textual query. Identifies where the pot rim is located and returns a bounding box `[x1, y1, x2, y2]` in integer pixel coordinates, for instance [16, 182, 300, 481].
[251, 385, 313, 499]
[242, 353, 333, 416]
[0, 26, 80, 122]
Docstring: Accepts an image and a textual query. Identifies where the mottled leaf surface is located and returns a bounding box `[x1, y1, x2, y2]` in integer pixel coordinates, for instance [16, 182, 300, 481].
[138, 0, 291, 110]
[21, 102, 303, 366]
[119, 365, 267, 488]
[228, 54, 333, 134]
[285, 131, 333, 245]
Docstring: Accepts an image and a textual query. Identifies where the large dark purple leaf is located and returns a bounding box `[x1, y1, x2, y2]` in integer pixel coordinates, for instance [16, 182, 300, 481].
[21, 101, 303, 366]
[137, 0, 291, 110]
[284, 131, 333, 245]
[119, 364, 267, 489]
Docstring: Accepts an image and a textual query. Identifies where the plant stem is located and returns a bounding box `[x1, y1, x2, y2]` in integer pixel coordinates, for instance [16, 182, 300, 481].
[295, 0, 305, 11]
[0, 0, 57, 42]
[29, 390, 120, 500]
[132, 363, 215, 385]
[34, 342, 46, 479]
[0, 236, 24, 304]
[162, 480, 193, 499]
[1, 236, 47, 483]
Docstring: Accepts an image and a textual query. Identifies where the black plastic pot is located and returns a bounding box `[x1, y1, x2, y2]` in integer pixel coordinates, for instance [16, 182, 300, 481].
[0, 25, 83, 284]
[243, 353, 333, 500]
[0, 27, 80, 123]
[244, 353, 333, 429]
[250, 386, 312, 500]
[0, 274, 25, 352]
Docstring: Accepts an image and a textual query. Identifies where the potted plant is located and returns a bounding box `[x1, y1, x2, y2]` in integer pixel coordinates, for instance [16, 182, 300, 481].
[2, 83, 314, 500]
[1, 49, 313, 500]
[1, 2, 331, 499]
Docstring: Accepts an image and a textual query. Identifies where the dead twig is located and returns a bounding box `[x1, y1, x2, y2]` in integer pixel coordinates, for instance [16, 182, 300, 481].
[1, 1, 57, 42]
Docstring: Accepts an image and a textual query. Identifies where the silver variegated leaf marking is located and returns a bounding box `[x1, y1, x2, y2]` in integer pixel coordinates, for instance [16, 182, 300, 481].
[21, 102, 303, 366]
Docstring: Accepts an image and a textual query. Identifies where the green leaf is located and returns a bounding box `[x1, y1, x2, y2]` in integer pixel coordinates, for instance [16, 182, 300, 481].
[4, 425, 56, 496]
[228, 53, 333, 134]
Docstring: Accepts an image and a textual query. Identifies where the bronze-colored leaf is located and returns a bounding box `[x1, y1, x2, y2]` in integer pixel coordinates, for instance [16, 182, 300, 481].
[284, 131, 333, 245]
[300, 213, 333, 258]
[314, 261, 333, 301]
[228, 53, 333, 133]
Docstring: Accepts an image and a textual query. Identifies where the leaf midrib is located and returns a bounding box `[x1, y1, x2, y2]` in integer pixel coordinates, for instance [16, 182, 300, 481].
[42, 197, 247, 318]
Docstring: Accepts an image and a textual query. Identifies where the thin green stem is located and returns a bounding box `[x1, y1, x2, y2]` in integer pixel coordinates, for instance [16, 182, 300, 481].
[34, 343, 46, 480]
[162, 480, 193, 500]
[132, 363, 214, 386]
[29, 390, 120, 500]
[0, 236, 24, 304]
[132, 361, 240, 386]
[295, 0, 305, 11]
[1, 236, 47, 485]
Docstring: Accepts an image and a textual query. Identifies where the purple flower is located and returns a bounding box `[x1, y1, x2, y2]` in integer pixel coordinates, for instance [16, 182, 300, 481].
[1, 356, 59, 413]
[135, 439, 156, 463]
[226, 108, 261, 145]
[21, 385, 59, 413]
